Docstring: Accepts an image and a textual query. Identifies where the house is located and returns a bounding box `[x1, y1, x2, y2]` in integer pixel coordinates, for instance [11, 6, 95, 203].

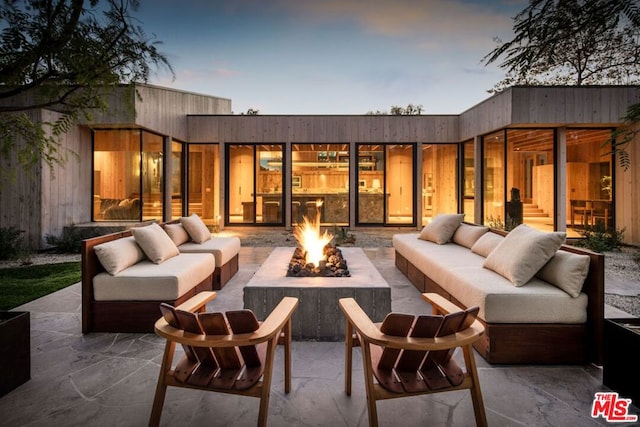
[1, 84, 639, 248]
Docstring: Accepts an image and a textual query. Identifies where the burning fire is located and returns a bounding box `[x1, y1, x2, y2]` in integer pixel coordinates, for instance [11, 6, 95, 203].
[293, 199, 333, 267]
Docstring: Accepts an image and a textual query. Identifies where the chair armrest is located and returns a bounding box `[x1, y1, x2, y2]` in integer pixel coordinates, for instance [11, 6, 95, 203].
[175, 291, 217, 313]
[421, 293, 464, 315]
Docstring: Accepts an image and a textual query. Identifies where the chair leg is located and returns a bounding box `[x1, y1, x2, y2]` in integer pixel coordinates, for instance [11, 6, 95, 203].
[149, 341, 176, 427]
[283, 319, 292, 394]
[360, 342, 379, 427]
[257, 337, 278, 427]
[345, 320, 353, 396]
[462, 345, 488, 427]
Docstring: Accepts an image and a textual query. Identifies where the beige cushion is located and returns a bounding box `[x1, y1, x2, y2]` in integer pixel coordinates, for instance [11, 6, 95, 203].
[483, 224, 566, 286]
[536, 250, 590, 297]
[94, 236, 146, 275]
[452, 223, 490, 249]
[178, 236, 241, 267]
[470, 232, 504, 257]
[180, 214, 211, 243]
[418, 213, 464, 244]
[164, 223, 190, 246]
[131, 223, 180, 264]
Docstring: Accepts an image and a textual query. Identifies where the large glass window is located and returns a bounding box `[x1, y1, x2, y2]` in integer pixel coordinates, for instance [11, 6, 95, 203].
[421, 144, 458, 223]
[292, 144, 348, 225]
[93, 129, 142, 221]
[188, 144, 219, 225]
[506, 129, 555, 232]
[227, 144, 284, 224]
[357, 145, 384, 224]
[566, 129, 614, 235]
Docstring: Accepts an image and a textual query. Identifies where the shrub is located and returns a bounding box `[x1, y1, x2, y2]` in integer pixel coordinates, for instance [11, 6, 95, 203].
[0, 226, 26, 260]
[45, 225, 103, 254]
[576, 223, 625, 253]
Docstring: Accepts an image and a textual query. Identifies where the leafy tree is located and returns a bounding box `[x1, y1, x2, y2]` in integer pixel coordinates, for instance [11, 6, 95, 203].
[482, 0, 640, 170]
[0, 0, 173, 179]
[366, 103, 424, 115]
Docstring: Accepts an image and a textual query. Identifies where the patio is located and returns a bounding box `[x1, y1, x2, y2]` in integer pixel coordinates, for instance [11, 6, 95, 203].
[1, 244, 638, 426]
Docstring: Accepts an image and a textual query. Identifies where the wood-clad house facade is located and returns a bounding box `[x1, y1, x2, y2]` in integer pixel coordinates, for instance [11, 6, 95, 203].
[1, 84, 639, 248]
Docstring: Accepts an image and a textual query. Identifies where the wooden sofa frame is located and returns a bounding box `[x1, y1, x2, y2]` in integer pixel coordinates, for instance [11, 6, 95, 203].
[395, 229, 605, 365]
[81, 230, 213, 333]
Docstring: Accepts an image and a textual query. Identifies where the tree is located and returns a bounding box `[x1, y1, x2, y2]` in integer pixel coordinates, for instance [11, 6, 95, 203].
[482, 0, 640, 169]
[0, 0, 173, 178]
[366, 103, 424, 115]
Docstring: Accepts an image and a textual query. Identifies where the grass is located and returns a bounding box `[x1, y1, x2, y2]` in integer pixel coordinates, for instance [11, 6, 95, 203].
[0, 262, 81, 310]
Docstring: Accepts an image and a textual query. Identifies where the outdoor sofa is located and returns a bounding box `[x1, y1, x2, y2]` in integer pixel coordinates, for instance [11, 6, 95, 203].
[81, 215, 241, 333]
[393, 214, 605, 365]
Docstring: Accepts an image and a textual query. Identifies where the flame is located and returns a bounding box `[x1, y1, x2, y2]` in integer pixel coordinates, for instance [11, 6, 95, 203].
[293, 199, 333, 267]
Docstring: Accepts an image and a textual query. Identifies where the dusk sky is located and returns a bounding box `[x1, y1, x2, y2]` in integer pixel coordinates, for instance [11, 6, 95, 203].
[139, 0, 525, 114]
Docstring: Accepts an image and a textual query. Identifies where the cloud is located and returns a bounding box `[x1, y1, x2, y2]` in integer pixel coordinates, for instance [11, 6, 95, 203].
[278, 0, 517, 43]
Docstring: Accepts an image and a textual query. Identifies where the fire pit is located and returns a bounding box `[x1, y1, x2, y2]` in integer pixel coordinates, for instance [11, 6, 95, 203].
[287, 200, 349, 277]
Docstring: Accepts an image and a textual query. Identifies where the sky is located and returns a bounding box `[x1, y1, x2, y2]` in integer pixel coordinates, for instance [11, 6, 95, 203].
[138, 0, 526, 115]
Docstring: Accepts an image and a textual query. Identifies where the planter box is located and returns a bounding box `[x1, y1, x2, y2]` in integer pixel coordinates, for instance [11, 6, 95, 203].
[0, 311, 30, 397]
[603, 318, 640, 407]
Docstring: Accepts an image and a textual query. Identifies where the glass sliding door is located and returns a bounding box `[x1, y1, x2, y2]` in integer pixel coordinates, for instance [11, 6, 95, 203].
[357, 144, 415, 226]
[291, 143, 349, 226]
[227, 144, 284, 225]
[421, 143, 458, 224]
[483, 131, 505, 227]
[506, 129, 555, 232]
[170, 140, 184, 220]
[462, 140, 475, 221]
[141, 131, 164, 221]
[188, 144, 219, 225]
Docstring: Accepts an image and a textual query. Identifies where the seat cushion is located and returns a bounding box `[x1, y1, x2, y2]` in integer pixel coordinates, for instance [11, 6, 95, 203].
[93, 253, 215, 301]
[178, 237, 241, 267]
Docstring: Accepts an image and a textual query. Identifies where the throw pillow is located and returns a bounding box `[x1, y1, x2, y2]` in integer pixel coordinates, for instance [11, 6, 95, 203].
[452, 223, 490, 249]
[180, 213, 212, 244]
[470, 232, 504, 257]
[483, 224, 566, 286]
[131, 223, 180, 264]
[418, 213, 464, 244]
[164, 223, 190, 246]
[536, 251, 590, 297]
[94, 236, 146, 275]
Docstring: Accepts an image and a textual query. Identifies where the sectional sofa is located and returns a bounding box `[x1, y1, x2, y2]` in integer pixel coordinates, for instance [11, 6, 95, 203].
[393, 214, 605, 365]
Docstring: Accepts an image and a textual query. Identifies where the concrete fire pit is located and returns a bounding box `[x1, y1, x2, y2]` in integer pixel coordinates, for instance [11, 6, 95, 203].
[244, 247, 391, 340]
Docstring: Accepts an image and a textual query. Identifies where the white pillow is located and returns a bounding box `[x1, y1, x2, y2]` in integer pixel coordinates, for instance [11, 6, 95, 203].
[418, 214, 464, 244]
[483, 224, 566, 286]
[131, 223, 180, 264]
[180, 214, 212, 244]
[94, 236, 145, 275]
[536, 250, 590, 297]
[164, 223, 190, 246]
[452, 223, 489, 249]
[470, 232, 504, 258]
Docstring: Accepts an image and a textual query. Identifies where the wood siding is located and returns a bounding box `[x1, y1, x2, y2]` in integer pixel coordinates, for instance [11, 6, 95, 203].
[187, 115, 460, 143]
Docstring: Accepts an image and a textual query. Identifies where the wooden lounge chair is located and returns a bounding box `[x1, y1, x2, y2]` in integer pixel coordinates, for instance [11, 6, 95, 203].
[339, 293, 487, 427]
[149, 292, 298, 427]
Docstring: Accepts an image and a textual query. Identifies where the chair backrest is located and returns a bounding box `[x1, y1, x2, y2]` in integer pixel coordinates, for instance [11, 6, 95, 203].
[159, 303, 265, 390]
[371, 306, 480, 394]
